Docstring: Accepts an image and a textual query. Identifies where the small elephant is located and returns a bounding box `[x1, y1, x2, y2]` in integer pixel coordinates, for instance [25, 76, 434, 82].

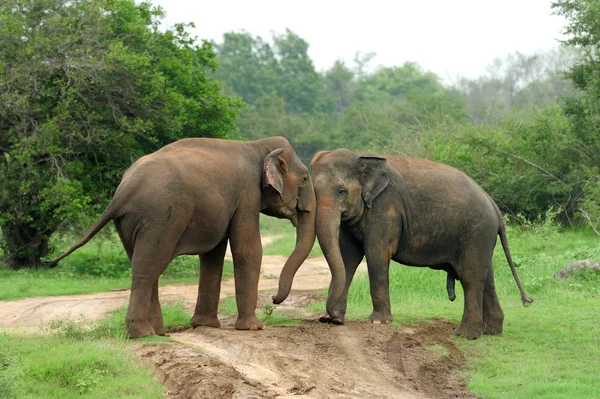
[278, 148, 532, 340]
[48, 136, 316, 338]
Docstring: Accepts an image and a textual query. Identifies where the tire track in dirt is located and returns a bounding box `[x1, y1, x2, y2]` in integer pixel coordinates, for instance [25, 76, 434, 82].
[139, 318, 475, 399]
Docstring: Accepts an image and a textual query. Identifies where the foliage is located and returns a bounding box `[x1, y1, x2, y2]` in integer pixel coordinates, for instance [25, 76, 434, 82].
[213, 30, 332, 114]
[456, 48, 580, 123]
[552, 0, 600, 229]
[380, 106, 588, 221]
[0, 0, 241, 268]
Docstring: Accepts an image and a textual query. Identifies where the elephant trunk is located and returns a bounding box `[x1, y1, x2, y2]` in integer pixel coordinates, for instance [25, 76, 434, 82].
[272, 179, 317, 304]
[315, 202, 346, 321]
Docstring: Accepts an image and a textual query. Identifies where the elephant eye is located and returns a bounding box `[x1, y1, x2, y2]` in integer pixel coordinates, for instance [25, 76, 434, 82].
[338, 187, 348, 196]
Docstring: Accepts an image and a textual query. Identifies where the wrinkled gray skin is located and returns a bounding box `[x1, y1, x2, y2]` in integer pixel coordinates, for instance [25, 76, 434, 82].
[48, 137, 316, 338]
[300, 148, 532, 340]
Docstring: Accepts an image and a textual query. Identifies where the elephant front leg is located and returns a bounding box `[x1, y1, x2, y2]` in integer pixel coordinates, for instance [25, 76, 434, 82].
[191, 239, 228, 328]
[229, 209, 264, 331]
[365, 248, 393, 324]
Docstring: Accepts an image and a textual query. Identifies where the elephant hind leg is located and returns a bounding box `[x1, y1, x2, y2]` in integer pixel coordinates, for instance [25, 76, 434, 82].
[482, 266, 504, 335]
[453, 256, 489, 340]
[125, 226, 183, 338]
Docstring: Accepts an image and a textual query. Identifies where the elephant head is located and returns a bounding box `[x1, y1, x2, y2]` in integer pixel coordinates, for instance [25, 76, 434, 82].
[261, 145, 317, 304]
[309, 149, 388, 319]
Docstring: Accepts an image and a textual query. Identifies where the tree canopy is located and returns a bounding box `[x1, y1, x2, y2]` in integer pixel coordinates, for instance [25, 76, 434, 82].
[0, 0, 241, 268]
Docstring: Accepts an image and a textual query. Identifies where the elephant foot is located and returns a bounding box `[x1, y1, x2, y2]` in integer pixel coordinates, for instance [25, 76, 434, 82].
[319, 315, 345, 325]
[148, 318, 167, 336]
[190, 314, 221, 328]
[151, 324, 167, 336]
[483, 320, 503, 335]
[367, 311, 392, 324]
[453, 323, 482, 340]
[126, 319, 155, 339]
[235, 315, 265, 331]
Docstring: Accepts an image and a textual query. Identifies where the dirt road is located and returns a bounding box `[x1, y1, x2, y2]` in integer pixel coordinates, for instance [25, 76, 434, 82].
[0, 236, 474, 399]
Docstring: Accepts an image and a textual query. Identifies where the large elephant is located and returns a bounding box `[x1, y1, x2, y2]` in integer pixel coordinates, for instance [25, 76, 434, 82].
[276, 148, 532, 340]
[48, 136, 316, 338]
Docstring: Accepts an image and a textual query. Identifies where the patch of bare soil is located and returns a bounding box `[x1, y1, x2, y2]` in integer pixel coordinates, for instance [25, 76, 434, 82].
[135, 343, 273, 399]
[136, 318, 476, 399]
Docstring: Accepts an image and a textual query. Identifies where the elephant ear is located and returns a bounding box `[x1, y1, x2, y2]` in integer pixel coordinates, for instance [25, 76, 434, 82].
[263, 148, 288, 195]
[357, 156, 389, 208]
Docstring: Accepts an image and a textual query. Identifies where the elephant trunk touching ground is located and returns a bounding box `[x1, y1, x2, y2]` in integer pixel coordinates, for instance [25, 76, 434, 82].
[313, 201, 346, 323]
[272, 177, 317, 304]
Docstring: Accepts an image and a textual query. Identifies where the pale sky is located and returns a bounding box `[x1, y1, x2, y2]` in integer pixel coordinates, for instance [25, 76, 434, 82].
[154, 0, 567, 81]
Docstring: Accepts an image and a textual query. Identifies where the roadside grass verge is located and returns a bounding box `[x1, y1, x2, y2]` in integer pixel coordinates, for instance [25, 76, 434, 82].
[0, 258, 233, 301]
[0, 301, 195, 398]
[0, 331, 164, 399]
[260, 214, 323, 257]
[0, 230, 234, 301]
[0, 214, 287, 301]
[307, 225, 600, 398]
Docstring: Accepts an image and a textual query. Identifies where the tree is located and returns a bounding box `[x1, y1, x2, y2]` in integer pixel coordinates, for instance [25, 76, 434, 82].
[356, 62, 468, 124]
[214, 29, 333, 114]
[324, 60, 356, 114]
[456, 48, 580, 123]
[0, 0, 241, 268]
[212, 32, 279, 104]
[552, 0, 600, 230]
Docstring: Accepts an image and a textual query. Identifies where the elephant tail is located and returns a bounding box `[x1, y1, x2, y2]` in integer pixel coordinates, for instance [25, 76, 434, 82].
[44, 206, 116, 268]
[491, 197, 534, 306]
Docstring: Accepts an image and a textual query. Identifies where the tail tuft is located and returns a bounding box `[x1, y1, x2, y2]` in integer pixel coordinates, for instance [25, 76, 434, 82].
[521, 294, 534, 307]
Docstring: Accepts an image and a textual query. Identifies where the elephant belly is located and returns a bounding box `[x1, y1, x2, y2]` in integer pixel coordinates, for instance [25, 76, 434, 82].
[392, 234, 459, 267]
[174, 213, 231, 256]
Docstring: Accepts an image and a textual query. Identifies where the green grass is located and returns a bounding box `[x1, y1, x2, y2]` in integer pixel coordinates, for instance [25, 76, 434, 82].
[0, 303, 191, 398]
[0, 332, 164, 398]
[260, 213, 323, 257]
[0, 230, 234, 300]
[307, 224, 600, 399]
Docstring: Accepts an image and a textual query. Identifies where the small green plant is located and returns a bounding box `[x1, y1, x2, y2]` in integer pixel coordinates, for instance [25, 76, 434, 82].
[261, 303, 276, 318]
[46, 317, 94, 340]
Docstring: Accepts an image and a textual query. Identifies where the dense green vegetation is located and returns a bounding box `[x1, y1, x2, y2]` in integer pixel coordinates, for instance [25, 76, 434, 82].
[0, 0, 241, 268]
[2, 0, 600, 270]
